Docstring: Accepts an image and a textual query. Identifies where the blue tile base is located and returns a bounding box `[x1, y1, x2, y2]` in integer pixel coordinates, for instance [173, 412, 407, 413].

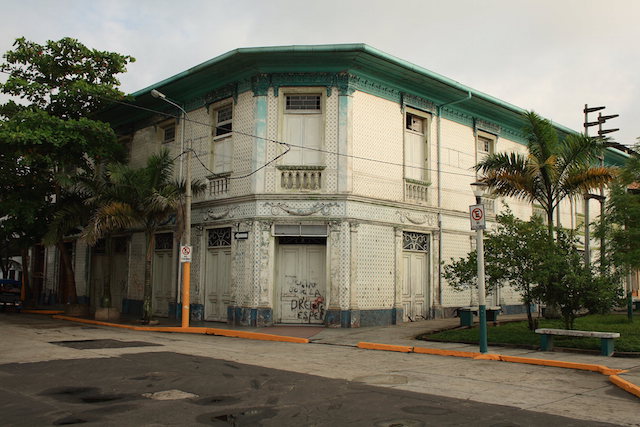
[227, 306, 273, 327]
[323, 309, 400, 328]
[170, 302, 204, 321]
[122, 299, 143, 317]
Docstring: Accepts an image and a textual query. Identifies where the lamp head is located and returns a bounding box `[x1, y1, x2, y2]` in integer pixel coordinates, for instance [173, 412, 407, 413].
[150, 89, 166, 99]
[471, 181, 488, 198]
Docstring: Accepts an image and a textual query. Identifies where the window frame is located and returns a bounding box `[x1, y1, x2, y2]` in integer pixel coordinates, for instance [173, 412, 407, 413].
[210, 99, 234, 174]
[476, 130, 496, 156]
[403, 106, 431, 184]
[278, 87, 326, 167]
[158, 120, 176, 144]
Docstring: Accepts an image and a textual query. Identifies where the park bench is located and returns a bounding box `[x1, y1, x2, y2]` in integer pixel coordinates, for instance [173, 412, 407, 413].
[535, 328, 620, 357]
[458, 306, 501, 327]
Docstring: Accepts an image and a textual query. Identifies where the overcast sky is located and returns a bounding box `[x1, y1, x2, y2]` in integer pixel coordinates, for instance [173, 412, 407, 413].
[1, 0, 638, 145]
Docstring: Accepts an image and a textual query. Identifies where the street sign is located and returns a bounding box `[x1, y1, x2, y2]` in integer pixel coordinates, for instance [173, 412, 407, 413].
[469, 204, 486, 230]
[234, 231, 249, 240]
[180, 245, 192, 263]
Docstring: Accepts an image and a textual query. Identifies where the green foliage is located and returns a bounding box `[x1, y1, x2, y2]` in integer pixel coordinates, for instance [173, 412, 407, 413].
[445, 211, 623, 330]
[0, 37, 134, 303]
[595, 145, 640, 272]
[475, 111, 614, 234]
[425, 314, 640, 352]
[444, 211, 551, 330]
[83, 149, 206, 321]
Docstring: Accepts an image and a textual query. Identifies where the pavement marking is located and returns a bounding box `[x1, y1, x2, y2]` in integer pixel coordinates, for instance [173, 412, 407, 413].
[359, 341, 637, 400]
[51, 315, 309, 344]
[142, 389, 199, 400]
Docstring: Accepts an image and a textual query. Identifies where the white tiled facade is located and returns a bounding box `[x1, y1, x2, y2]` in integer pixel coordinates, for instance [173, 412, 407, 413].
[35, 46, 615, 326]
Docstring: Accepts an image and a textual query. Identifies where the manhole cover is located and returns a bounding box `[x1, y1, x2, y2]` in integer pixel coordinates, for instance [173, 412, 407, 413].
[50, 339, 162, 349]
[143, 389, 199, 400]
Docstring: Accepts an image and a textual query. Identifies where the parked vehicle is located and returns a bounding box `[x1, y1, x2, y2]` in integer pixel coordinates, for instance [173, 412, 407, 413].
[0, 279, 22, 311]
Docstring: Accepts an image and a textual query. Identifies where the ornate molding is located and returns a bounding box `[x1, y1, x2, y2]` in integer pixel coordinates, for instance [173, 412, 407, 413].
[271, 72, 335, 97]
[402, 92, 436, 114]
[396, 211, 437, 226]
[204, 83, 238, 106]
[263, 202, 337, 216]
[475, 118, 501, 136]
[251, 74, 270, 96]
[336, 72, 356, 96]
[203, 206, 238, 222]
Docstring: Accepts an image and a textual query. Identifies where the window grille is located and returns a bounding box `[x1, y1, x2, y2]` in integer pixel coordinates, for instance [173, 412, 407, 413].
[208, 227, 232, 248]
[155, 233, 173, 250]
[403, 232, 430, 252]
[285, 95, 321, 111]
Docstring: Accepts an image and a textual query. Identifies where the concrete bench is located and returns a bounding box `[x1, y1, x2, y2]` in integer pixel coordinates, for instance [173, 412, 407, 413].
[535, 328, 620, 356]
[458, 306, 501, 327]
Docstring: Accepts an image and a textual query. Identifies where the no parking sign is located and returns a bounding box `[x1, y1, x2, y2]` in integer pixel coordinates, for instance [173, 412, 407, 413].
[469, 204, 486, 230]
[180, 245, 192, 263]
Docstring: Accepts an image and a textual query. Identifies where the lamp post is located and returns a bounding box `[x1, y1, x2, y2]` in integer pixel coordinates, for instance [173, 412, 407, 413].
[151, 89, 191, 328]
[470, 182, 488, 353]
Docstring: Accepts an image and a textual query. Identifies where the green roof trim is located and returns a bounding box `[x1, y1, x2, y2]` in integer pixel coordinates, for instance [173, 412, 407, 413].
[103, 43, 626, 162]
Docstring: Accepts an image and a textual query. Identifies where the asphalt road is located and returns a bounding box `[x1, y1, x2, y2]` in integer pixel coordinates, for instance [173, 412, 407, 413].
[1, 313, 637, 426]
[0, 350, 619, 426]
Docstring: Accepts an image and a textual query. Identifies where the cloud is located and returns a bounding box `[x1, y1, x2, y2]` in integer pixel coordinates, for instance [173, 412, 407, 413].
[1, 0, 638, 143]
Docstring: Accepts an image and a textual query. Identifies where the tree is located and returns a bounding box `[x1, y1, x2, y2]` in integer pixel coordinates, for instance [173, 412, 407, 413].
[533, 230, 622, 329]
[0, 37, 134, 304]
[444, 212, 552, 330]
[595, 143, 640, 273]
[83, 150, 205, 322]
[475, 111, 615, 234]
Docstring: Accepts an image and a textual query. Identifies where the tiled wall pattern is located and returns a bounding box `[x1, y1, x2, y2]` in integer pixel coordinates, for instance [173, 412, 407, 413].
[352, 91, 404, 201]
[355, 223, 395, 309]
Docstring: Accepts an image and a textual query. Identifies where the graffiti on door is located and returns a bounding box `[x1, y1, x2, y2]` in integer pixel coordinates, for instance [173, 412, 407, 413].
[288, 280, 325, 322]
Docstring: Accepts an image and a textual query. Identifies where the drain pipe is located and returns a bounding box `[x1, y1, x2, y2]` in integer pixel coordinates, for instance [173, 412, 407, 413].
[436, 91, 472, 309]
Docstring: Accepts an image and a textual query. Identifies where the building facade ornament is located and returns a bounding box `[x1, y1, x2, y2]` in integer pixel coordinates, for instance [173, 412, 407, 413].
[263, 202, 337, 216]
[396, 211, 437, 226]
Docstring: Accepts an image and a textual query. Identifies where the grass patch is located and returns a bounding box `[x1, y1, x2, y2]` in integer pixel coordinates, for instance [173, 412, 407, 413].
[421, 313, 640, 352]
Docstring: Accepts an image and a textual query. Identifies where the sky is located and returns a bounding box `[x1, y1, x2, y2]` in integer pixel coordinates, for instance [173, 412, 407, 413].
[1, 0, 638, 145]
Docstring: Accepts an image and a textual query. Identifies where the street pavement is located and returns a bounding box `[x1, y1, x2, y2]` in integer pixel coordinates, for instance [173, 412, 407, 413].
[1, 312, 639, 426]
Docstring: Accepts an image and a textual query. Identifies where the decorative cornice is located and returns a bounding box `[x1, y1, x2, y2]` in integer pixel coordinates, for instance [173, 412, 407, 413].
[336, 72, 356, 96]
[276, 165, 326, 171]
[251, 74, 270, 96]
[402, 93, 436, 114]
[204, 83, 238, 106]
[263, 202, 337, 216]
[475, 119, 501, 136]
[271, 73, 335, 97]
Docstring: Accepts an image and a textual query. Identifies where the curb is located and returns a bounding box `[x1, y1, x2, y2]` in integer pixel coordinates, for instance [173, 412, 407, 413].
[21, 309, 65, 315]
[357, 341, 636, 400]
[51, 315, 309, 344]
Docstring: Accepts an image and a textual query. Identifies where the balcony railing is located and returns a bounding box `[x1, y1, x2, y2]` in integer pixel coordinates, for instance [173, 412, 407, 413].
[207, 174, 230, 197]
[277, 166, 325, 191]
[405, 179, 429, 203]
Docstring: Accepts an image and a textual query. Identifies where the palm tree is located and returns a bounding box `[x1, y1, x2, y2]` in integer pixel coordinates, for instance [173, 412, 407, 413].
[475, 111, 615, 234]
[84, 149, 205, 322]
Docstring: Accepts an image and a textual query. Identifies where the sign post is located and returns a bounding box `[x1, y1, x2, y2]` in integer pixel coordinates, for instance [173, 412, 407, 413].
[470, 192, 488, 353]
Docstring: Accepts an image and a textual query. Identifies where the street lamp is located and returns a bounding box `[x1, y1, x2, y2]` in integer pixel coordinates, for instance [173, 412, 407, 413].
[471, 181, 488, 353]
[151, 89, 191, 328]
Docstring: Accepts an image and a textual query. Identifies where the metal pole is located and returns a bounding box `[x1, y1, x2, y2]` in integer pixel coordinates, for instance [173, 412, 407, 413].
[476, 193, 488, 354]
[150, 89, 191, 328]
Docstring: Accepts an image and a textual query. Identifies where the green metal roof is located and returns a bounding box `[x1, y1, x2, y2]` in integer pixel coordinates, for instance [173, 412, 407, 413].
[101, 43, 627, 165]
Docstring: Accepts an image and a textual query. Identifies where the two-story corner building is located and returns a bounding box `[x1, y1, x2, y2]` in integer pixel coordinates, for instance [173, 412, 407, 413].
[36, 44, 629, 327]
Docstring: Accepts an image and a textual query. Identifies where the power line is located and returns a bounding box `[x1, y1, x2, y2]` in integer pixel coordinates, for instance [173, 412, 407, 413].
[108, 97, 478, 179]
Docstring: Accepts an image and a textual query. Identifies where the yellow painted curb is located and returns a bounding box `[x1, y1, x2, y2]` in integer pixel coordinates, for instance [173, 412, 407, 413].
[412, 347, 479, 358]
[22, 309, 65, 315]
[358, 342, 413, 353]
[610, 375, 640, 399]
[357, 341, 637, 400]
[51, 315, 309, 344]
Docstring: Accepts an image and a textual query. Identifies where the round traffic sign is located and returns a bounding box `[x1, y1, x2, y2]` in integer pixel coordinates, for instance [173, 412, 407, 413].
[471, 207, 483, 221]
